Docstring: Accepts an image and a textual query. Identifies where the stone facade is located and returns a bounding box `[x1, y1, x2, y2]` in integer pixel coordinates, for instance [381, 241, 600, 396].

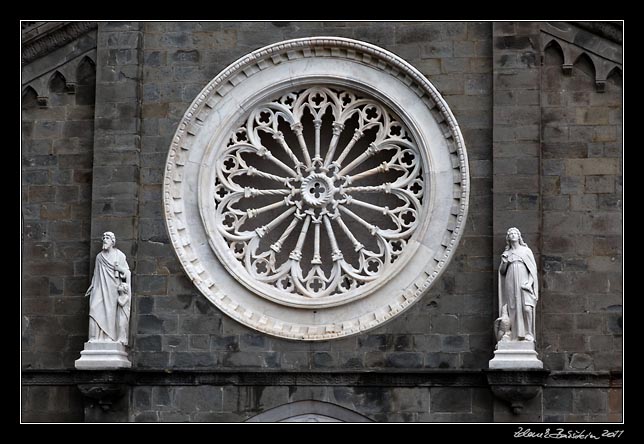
[21, 21, 622, 423]
[22, 31, 97, 370]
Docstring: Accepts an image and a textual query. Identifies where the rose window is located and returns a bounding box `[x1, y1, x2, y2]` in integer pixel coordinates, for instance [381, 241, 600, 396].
[211, 87, 425, 306]
[164, 37, 469, 340]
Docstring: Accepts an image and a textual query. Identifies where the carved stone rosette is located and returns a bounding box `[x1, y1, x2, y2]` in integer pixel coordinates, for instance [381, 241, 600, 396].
[163, 37, 470, 340]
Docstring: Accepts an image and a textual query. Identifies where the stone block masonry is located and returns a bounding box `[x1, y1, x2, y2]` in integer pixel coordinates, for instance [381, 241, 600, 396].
[22, 30, 97, 371]
[134, 21, 494, 372]
[21, 20, 621, 423]
[89, 22, 143, 259]
[539, 28, 622, 374]
[21, 26, 101, 422]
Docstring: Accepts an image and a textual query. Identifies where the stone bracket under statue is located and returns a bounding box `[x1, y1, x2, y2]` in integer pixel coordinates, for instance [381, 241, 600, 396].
[485, 369, 550, 415]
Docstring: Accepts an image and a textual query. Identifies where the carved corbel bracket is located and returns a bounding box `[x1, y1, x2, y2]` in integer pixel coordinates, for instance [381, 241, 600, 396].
[595, 80, 606, 93]
[77, 383, 127, 412]
[76, 371, 130, 413]
[485, 369, 550, 415]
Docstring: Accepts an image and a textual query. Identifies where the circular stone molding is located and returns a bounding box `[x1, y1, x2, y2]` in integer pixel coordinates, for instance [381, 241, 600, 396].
[163, 37, 469, 340]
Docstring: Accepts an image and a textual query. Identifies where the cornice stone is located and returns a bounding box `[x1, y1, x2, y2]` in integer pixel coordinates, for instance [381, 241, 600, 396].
[572, 21, 622, 44]
[21, 369, 620, 387]
[22, 21, 97, 65]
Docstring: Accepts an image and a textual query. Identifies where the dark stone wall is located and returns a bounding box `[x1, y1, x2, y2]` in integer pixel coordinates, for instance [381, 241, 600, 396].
[21, 35, 98, 422]
[21, 21, 622, 423]
[22, 43, 97, 370]
[489, 22, 622, 423]
[490, 22, 622, 375]
[539, 42, 622, 374]
[130, 384, 493, 422]
[88, 23, 143, 268]
[21, 385, 85, 422]
[538, 41, 623, 423]
[133, 20, 494, 372]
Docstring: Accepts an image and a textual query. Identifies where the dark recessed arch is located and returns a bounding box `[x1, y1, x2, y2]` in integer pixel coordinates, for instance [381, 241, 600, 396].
[543, 39, 565, 66]
[48, 71, 67, 94]
[22, 86, 39, 109]
[76, 56, 96, 85]
[75, 56, 96, 105]
[607, 66, 622, 87]
[245, 400, 373, 422]
[573, 53, 596, 79]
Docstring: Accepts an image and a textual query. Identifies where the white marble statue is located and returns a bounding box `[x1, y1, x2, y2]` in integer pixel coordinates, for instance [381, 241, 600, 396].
[75, 232, 132, 369]
[489, 227, 542, 369]
[86, 231, 131, 344]
[497, 227, 538, 342]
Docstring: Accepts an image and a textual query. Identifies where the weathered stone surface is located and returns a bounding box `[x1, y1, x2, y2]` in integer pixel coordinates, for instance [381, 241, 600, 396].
[21, 20, 621, 423]
[431, 388, 471, 412]
[573, 389, 608, 414]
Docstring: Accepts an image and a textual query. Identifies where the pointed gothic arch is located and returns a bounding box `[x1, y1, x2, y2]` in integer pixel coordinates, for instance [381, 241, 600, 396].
[22, 86, 39, 109]
[48, 71, 67, 94]
[572, 52, 597, 79]
[76, 56, 96, 85]
[543, 39, 565, 66]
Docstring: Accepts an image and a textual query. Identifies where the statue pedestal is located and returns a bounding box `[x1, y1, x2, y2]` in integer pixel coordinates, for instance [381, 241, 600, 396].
[489, 341, 543, 369]
[75, 341, 132, 370]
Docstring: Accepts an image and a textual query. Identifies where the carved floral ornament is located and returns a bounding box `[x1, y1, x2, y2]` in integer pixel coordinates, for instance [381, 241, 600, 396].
[163, 37, 470, 340]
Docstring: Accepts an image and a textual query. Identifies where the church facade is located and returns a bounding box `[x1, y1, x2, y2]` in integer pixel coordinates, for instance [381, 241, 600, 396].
[21, 21, 622, 423]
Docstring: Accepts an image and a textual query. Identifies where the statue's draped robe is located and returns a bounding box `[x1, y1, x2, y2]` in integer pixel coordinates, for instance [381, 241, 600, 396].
[498, 245, 538, 340]
[89, 249, 131, 344]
